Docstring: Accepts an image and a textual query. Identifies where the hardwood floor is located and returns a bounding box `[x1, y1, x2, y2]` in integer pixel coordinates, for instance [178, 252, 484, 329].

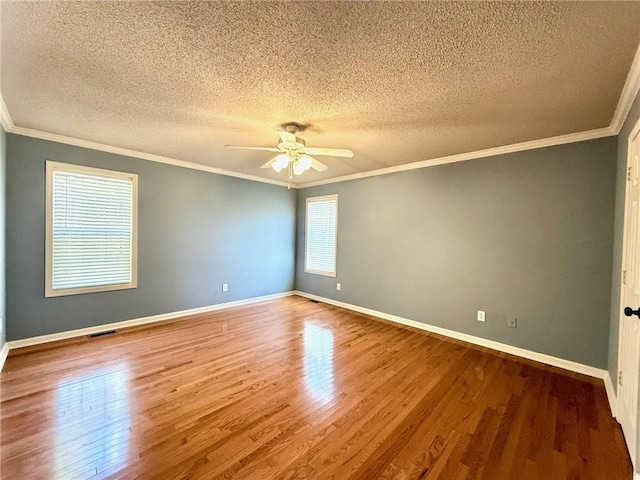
[0, 296, 632, 479]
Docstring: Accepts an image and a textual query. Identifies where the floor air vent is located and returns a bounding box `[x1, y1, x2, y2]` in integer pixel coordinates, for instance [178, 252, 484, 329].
[88, 330, 116, 338]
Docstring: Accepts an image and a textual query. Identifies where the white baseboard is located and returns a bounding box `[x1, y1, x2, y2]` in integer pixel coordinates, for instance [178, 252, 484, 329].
[295, 291, 609, 380]
[5, 291, 295, 352]
[604, 371, 618, 419]
[2, 290, 614, 413]
[0, 343, 8, 372]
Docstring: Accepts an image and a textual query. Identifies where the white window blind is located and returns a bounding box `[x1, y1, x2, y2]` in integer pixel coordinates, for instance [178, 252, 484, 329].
[305, 195, 338, 277]
[46, 161, 138, 297]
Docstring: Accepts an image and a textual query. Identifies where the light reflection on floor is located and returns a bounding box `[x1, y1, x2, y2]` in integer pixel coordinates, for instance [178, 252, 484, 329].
[303, 322, 335, 404]
[54, 364, 131, 479]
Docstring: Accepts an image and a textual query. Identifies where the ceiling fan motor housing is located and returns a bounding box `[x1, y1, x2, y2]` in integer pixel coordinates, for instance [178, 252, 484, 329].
[284, 123, 300, 134]
[277, 137, 306, 151]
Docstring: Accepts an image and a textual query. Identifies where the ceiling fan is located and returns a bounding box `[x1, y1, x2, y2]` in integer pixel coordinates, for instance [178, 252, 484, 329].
[225, 124, 354, 185]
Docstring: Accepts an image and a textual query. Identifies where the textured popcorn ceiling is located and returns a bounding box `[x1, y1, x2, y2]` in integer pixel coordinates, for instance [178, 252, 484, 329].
[2, 1, 640, 184]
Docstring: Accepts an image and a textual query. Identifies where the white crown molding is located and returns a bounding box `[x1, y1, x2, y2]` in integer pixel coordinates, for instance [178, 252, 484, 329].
[296, 126, 616, 188]
[295, 291, 609, 380]
[0, 343, 8, 373]
[0, 94, 15, 132]
[7, 123, 619, 191]
[3, 291, 294, 353]
[7, 123, 290, 188]
[611, 42, 640, 135]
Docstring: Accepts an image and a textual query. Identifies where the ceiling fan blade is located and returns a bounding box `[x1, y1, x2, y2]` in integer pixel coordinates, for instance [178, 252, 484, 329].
[225, 145, 281, 152]
[305, 147, 354, 158]
[278, 130, 297, 145]
[260, 155, 280, 169]
[311, 158, 329, 172]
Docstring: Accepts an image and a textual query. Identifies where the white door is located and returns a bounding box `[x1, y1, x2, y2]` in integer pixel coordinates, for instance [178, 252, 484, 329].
[620, 122, 640, 470]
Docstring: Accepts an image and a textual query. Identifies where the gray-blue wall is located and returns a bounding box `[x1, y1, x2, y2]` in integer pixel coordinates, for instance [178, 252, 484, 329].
[6, 134, 296, 340]
[296, 138, 617, 369]
[0, 126, 5, 351]
[609, 93, 640, 392]
[2, 129, 624, 372]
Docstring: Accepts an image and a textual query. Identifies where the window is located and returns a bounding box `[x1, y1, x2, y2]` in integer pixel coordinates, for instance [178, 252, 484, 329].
[305, 194, 338, 277]
[46, 161, 138, 297]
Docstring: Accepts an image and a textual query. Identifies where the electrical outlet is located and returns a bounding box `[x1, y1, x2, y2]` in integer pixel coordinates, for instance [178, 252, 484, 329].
[477, 310, 485, 322]
[336, 283, 341, 291]
[222, 283, 228, 292]
[508, 317, 518, 328]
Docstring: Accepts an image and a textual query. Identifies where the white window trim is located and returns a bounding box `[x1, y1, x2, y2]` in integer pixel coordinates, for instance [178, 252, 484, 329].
[45, 161, 138, 298]
[305, 194, 338, 277]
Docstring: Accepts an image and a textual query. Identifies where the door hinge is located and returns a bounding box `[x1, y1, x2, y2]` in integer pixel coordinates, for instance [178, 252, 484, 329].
[623, 269, 627, 285]
[628, 166, 632, 181]
[618, 370, 623, 386]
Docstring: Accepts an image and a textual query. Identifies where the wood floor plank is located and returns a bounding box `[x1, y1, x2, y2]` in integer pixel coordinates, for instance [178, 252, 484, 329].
[0, 296, 632, 479]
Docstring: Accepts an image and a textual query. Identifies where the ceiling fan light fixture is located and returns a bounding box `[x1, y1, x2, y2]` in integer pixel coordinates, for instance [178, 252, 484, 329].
[271, 153, 290, 173]
[299, 154, 313, 171]
[292, 161, 305, 176]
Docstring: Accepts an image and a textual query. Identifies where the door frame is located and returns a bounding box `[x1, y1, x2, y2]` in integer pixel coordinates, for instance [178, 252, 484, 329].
[617, 113, 640, 471]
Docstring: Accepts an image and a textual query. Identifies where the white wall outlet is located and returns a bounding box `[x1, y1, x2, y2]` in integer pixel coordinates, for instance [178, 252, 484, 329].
[508, 317, 518, 328]
[222, 283, 228, 292]
[336, 283, 341, 291]
[477, 310, 486, 322]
